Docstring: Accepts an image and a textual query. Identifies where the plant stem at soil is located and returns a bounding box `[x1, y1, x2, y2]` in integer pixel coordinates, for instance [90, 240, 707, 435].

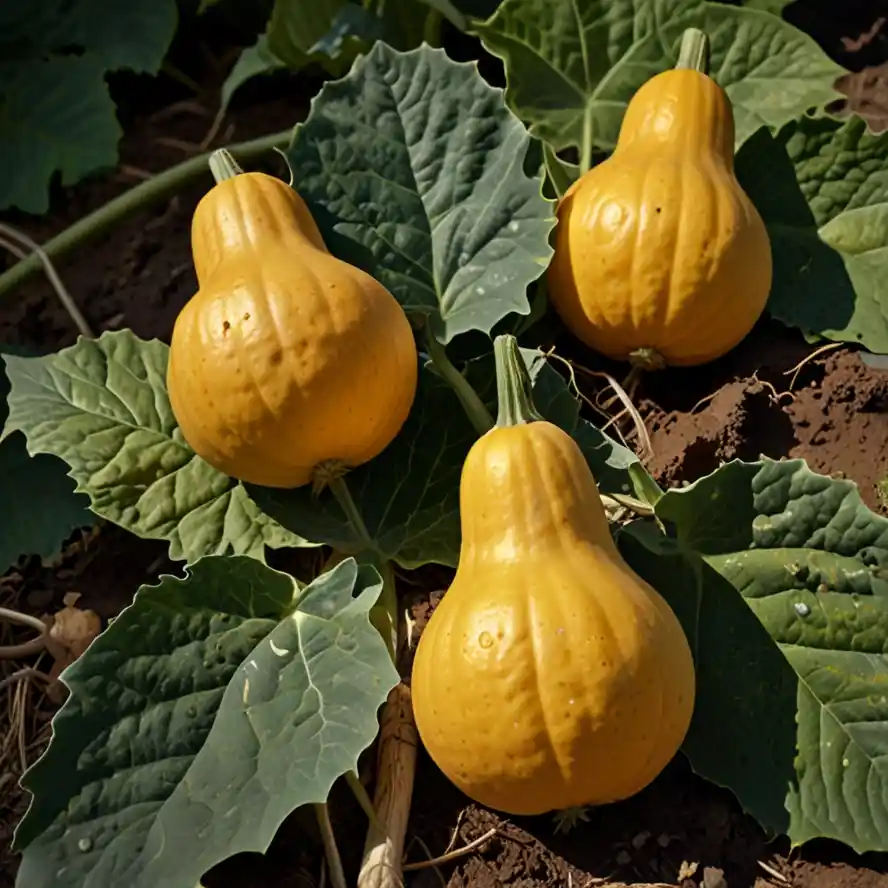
[314, 803, 348, 888]
[321, 469, 415, 888]
[425, 329, 494, 436]
[0, 130, 293, 299]
[357, 683, 418, 888]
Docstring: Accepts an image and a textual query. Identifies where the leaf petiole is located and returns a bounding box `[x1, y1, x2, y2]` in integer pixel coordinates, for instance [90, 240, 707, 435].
[424, 329, 494, 436]
[423, 8, 443, 46]
[314, 802, 348, 888]
[579, 104, 594, 175]
[327, 474, 377, 554]
[345, 770, 383, 831]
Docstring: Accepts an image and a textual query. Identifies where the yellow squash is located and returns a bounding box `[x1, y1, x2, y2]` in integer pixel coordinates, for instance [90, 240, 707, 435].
[547, 28, 772, 368]
[411, 335, 695, 816]
[167, 149, 418, 488]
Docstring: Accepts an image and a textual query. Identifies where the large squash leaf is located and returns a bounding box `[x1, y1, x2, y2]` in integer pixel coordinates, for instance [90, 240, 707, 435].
[285, 42, 555, 344]
[737, 119, 888, 354]
[14, 556, 398, 888]
[0, 0, 178, 212]
[472, 0, 843, 155]
[2, 331, 315, 563]
[624, 457, 888, 852]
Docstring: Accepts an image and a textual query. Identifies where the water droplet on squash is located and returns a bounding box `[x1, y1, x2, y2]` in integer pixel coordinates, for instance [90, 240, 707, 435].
[794, 602, 811, 617]
[478, 631, 493, 649]
[77, 838, 92, 852]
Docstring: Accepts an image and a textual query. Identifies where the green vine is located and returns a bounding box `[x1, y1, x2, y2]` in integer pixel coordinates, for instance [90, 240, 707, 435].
[0, 130, 292, 299]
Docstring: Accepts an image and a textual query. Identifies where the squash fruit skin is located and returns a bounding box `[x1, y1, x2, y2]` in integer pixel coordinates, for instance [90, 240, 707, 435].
[167, 171, 418, 488]
[547, 67, 772, 367]
[411, 418, 696, 816]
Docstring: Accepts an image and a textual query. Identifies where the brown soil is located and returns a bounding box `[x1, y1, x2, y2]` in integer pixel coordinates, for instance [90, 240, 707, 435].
[2, 4, 888, 888]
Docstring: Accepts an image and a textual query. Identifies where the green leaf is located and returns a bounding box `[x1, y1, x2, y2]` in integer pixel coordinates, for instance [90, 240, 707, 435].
[0, 0, 178, 212]
[656, 458, 888, 561]
[55, 0, 179, 73]
[267, 0, 384, 77]
[0, 0, 178, 74]
[14, 556, 399, 887]
[221, 33, 288, 110]
[286, 42, 555, 344]
[617, 521, 798, 840]
[249, 348, 641, 568]
[0, 56, 121, 213]
[473, 0, 844, 155]
[2, 330, 316, 563]
[737, 0, 791, 13]
[737, 119, 888, 353]
[0, 348, 94, 572]
[654, 457, 888, 852]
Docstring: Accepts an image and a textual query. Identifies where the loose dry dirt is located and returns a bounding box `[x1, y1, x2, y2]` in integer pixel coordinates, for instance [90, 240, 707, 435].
[2, 3, 888, 888]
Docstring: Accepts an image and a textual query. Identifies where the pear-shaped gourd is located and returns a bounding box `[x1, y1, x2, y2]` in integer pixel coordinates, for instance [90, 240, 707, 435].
[547, 28, 772, 369]
[167, 149, 418, 488]
[411, 335, 695, 815]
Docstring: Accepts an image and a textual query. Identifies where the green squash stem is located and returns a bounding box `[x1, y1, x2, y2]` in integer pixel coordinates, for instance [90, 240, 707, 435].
[493, 334, 544, 428]
[208, 147, 244, 183]
[675, 27, 710, 75]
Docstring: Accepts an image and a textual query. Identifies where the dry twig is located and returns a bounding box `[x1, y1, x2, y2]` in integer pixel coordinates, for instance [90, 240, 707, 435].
[0, 223, 94, 338]
[543, 349, 653, 464]
[784, 341, 844, 390]
[403, 827, 497, 872]
[0, 607, 47, 659]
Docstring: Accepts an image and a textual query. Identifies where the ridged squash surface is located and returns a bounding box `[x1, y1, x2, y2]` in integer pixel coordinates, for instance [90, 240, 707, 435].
[167, 169, 418, 488]
[411, 353, 696, 815]
[547, 64, 772, 367]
